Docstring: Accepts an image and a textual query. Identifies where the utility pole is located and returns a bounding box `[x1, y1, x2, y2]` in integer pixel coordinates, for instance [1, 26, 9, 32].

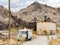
[8, 0, 11, 39]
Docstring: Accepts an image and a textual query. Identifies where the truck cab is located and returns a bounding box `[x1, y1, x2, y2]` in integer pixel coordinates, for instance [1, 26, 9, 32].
[18, 28, 32, 41]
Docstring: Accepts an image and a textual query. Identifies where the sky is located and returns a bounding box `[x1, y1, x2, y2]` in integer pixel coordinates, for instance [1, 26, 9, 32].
[0, 0, 60, 12]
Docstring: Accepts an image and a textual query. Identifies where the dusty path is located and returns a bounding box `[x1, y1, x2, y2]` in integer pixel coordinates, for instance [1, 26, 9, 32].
[21, 36, 49, 45]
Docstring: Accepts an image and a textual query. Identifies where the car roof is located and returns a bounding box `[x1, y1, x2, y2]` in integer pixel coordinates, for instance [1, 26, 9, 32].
[19, 29, 31, 32]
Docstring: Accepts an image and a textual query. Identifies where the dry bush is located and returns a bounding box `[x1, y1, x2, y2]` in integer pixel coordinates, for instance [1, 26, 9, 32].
[49, 39, 57, 45]
[20, 37, 25, 44]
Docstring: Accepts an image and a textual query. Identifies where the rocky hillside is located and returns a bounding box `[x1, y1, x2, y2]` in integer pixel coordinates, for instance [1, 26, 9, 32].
[0, 5, 14, 30]
[0, 5, 24, 30]
[57, 8, 60, 12]
[13, 2, 60, 27]
[0, 2, 60, 30]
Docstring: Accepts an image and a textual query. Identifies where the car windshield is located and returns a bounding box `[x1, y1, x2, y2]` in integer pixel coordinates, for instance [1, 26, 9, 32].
[19, 31, 26, 34]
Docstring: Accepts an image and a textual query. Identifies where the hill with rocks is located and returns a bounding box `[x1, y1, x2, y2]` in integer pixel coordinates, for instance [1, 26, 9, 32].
[13, 2, 60, 27]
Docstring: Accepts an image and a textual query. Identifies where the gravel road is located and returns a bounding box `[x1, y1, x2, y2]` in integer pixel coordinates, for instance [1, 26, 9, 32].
[21, 36, 49, 45]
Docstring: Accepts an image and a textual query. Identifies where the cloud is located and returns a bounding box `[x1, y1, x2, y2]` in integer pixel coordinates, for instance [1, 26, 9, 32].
[0, 0, 8, 7]
[46, 0, 60, 7]
[48, 0, 60, 3]
[0, 0, 60, 12]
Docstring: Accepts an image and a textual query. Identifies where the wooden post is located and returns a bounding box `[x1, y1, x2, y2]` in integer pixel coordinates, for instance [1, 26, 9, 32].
[8, 0, 11, 39]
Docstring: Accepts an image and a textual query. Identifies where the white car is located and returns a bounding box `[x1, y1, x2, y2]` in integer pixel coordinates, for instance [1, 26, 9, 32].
[18, 28, 32, 41]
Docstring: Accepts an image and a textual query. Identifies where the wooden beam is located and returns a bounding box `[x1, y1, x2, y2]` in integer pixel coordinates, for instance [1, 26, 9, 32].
[8, 0, 11, 39]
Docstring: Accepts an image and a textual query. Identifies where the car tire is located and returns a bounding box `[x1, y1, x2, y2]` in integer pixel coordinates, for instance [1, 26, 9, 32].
[28, 37, 32, 40]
